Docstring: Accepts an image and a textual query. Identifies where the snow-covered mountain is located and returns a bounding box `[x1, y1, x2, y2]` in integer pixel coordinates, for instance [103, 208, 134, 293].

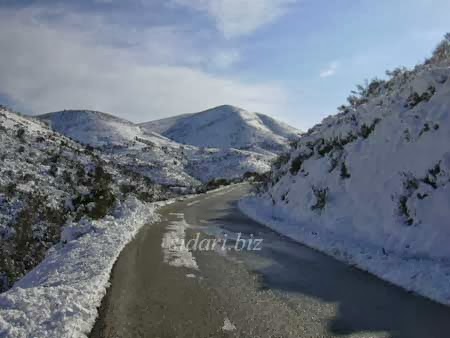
[240, 36, 450, 305]
[140, 105, 301, 155]
[39, 109, 272, 185]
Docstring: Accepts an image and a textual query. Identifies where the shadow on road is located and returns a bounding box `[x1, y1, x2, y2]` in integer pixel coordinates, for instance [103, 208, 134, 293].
[208, 200, 450, 338]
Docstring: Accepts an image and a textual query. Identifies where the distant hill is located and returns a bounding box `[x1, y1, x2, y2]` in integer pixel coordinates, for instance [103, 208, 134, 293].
[140, 105, 301, 155]
[39, 110, 144, 146]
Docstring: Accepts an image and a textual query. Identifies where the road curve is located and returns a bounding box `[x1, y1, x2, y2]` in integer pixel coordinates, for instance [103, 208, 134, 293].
[91, 184, 450, 338]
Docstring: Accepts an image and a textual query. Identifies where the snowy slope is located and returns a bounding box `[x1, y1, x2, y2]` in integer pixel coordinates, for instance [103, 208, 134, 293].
[39, 110, 143, 147]
[140, 105, 301, 154]
[143, 113, 193, 135]
[240, 38, 450, 305]
[0, 106, 172, 292]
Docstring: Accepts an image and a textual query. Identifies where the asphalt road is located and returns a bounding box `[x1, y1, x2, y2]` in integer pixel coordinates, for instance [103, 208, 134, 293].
[91, 184, 450, 338]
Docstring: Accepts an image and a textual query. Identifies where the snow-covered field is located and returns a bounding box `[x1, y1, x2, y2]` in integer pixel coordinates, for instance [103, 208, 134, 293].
[0, 197, 163, 338]
[239, 39, 450, 306]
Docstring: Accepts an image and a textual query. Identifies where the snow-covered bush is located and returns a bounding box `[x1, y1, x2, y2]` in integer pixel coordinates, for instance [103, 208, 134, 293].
[428, 32, 450, 65]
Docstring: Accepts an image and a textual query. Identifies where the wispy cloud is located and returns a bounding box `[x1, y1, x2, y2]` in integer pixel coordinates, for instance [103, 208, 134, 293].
[171, 0, 297, 38]
[0, 6, 288, 121]
[319, 61, 339, 78]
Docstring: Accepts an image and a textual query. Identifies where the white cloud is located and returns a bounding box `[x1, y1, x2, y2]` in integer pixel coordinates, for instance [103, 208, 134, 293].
[0, 7, 288, 122]
[319, 61, 339, 78]
[171, 0, 297, 38]
[210, 49, 240, 69]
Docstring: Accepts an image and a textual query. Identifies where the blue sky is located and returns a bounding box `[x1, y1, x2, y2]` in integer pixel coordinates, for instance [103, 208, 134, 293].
[0, 0, 449, 129]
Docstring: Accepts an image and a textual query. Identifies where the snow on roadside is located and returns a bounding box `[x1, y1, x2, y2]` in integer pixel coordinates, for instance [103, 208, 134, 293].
[0, 197, 165, 338]
[239, 197, 450, 307]
[161, 213, 199, 270]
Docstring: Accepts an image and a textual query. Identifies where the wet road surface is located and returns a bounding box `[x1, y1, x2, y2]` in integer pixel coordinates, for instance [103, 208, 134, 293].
[91, 184, 450, 338]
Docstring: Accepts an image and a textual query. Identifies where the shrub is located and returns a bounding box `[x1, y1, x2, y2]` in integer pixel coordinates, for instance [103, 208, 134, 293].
[205, 178, 230, 190]
[311, 186, 329, 212]
[403, 129, 411, 142]
[429, 33, 450, 64]
[317, 140, 334, 156]
[340, 162, 351, 179]
[422, 176, 437, 189]
[398, 196, 413, 226]
[49, 164, 58, 177]
[290, 155, 304, 175]
[273, 153, 290, 169]
[16, 128, 25, 140]
[72, 164, 117, 220]
[120, 183, 135, 195]
[346, 78, 385, 108]
[62, 170, 72, 184]
[359, 118, 380, 139]
[405, 86, 436, 108]
[0, 192, 66, 291]
[429, 162, 441, 177]
[421, 162, 441, 189]
[328, 158, 339, 173]
[3, 183, 17, 198]
[418, 123, 430, 137]
[403, 177, 419, 192]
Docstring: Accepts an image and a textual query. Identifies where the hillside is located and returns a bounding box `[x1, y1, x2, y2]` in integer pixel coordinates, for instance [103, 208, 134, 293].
[0, 107, 173, 292]
[40, 109, 272, 185]
[140, 105, 301, 155]
[240, 36, 450, 305]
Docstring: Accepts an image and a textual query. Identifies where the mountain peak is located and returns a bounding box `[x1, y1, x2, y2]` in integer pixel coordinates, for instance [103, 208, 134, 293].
[141, 105, 301, 154]
[208, 104, 245, 111]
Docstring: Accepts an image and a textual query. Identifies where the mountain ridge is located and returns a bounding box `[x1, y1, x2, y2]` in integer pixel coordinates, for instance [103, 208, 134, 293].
[140, 105, 301, 154]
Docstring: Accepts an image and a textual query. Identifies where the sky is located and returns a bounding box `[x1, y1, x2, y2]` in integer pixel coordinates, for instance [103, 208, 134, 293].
[0, 0, 449, 130]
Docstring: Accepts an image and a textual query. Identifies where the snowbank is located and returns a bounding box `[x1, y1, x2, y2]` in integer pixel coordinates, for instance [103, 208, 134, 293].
[239, 197, 450, 306]
[0, 197, 162, 338]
